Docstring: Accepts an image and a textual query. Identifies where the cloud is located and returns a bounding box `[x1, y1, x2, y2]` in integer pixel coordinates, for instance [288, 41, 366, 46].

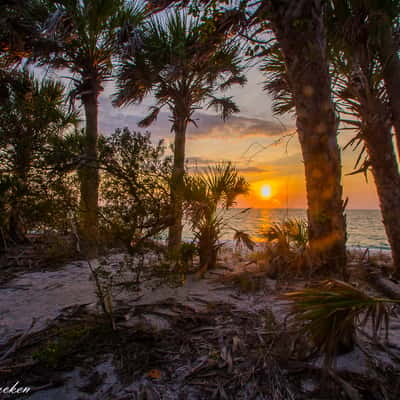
[185, 156, 269, 174]
[97, 97, 291, 141]
[186, 156, 217, 166]
[269, 152, 303, 166]
[238, 166, 268, 173]
[187, 114, 289, 139]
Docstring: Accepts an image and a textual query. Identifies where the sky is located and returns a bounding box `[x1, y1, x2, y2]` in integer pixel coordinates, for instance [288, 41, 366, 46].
[92, 67, 380, 210]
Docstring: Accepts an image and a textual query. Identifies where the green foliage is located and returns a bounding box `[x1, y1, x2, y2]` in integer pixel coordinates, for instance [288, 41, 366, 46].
[0, 0, 49, 68]
[0, 71, 77, 242]
[40, 0, 145, 99]
[98, 128, 172, 250]
[285, 280, 399, 367]
[327, 0, 390, 177]
[260, 218, 309, 278]
[184, 163, 250, 274]
[114, 11, 246, 126]
[264, 218, 308, 250]
[261, 45, 295, 116]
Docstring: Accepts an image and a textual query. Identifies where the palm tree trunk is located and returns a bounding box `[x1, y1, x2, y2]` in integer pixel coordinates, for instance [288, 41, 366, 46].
[362, 111, 400, 278]
[268, 0, 347, 275]
[168, 114, 188, 254]
[351, 32, 400, 278]
[79, 91, 99, 257]
[379, 20, 400, 157]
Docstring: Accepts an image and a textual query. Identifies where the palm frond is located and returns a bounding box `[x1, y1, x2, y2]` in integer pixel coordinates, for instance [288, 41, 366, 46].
[114, 11, 244, 127]
[138, 106, 161, 127]
[261, 45, 295, 116]
[285, 280, 399, 367]
[233, 229, 255, 251]
[207, 96, 240, 121]
[184, 163, 249, 271]
[263, 218, 308, 250]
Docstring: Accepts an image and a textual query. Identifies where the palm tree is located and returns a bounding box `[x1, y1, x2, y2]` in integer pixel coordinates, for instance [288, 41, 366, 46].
[360, 0, 400, 157]
[329, 0, 400, 278]
[259, 1, 347, 276]
[0, 71, 75, 243]
[40, 0, 144, 256]
[184, 163, 250, 275]
[113, 12, 246, 254]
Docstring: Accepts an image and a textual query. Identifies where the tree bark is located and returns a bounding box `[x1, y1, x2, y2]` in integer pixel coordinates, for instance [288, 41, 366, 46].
[362, 105, 400, 279]
[79, 91, 99, 257]
[268, 0, 347, 275]
[168, 113, 188, 255]
[348, 21, 400, 279]
[378, 19, 400, 157]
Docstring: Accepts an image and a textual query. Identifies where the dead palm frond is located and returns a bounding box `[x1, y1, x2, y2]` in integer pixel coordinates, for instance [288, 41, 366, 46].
[284, 279, 400, 367]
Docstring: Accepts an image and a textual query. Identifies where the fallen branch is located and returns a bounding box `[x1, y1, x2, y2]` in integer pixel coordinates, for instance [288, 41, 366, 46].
[0, 318, 36, 362]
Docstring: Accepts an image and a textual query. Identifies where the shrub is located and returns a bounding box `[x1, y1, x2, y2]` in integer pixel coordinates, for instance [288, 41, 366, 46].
[98, 128, 172, 253]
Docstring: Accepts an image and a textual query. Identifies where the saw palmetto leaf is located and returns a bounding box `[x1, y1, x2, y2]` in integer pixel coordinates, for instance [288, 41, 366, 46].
[285, 280, 399, 366]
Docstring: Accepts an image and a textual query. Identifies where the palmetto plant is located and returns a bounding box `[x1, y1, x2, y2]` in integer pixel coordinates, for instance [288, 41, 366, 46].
[40, 0, 145, 256]
[285, 280, 399, 367]
[113, 12, 246, 253]
[261, 218, 309, 277]
[264, 218, 308, 251]
[184, 163, 250, 276]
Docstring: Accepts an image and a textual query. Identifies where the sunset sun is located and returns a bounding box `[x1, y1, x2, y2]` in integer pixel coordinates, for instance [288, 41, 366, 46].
[261, 184, 272, 199]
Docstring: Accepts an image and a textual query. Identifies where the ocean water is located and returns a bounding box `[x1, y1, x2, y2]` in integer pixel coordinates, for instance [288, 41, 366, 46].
[183, 209, 389, 250]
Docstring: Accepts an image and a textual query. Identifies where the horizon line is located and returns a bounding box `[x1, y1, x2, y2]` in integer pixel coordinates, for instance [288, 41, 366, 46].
[233, 207, 381, 211]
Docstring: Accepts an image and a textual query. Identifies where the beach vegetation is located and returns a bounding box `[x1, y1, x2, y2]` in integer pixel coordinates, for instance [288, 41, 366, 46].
[0, 71, 76, 246]
[38, 0, 146, 256]
[113, 12, 246, 254]
[285, 279, 399, 367]
[259, 218, 310, 279]
[1, 2, 400, 397]
[98, 128, 172, 253]
[184, 162, 250, 276]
